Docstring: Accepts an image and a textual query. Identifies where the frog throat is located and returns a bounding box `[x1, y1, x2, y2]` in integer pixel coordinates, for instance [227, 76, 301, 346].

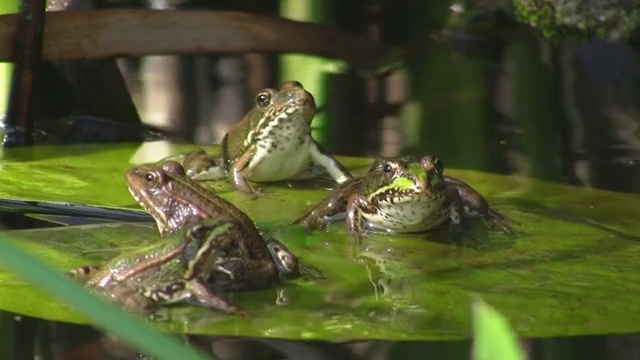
[245, 104, 295, 146]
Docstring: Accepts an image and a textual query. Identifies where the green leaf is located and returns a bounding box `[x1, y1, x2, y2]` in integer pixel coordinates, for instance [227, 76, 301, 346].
[472, 298, 525, 360]
[0, 143, 638, 341]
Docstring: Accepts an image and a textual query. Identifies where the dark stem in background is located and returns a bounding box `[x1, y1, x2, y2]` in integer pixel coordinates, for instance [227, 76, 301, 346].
[41, 0, 144, 143]
[12, 314, 39, 360]
[3, 0, 47, 147]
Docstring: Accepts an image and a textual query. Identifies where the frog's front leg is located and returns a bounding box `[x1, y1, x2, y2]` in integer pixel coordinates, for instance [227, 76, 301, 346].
[228, 150, 259, 196]
[210, 259, 280, 289]
[229, 149, 278, 199]
[291, 197, 346, 232]
[345, 194, 377, 242]
[188, 278, 248, 316]
[291, 182, 356, 232]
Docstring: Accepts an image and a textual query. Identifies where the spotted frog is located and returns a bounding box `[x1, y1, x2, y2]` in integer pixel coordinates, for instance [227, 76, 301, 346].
[68, 217, 248, 315]
[177, 81, 352, 195]
[292, 155, 514, 240]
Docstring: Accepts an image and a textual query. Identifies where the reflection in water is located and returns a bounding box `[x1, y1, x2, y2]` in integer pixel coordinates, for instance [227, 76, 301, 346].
[356, 239, 422, 309]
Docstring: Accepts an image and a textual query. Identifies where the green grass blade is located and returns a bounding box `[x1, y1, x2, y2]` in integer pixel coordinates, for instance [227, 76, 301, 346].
[0, 233, 210, 360]
[472, 297, 526, 360]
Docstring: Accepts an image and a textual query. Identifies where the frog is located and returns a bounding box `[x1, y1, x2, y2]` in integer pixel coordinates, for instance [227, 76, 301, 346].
[68, 217, 248, 315]
[177, 81, 352, 195]
[291, 155, 514, 240]
[125, 160, 310, 290]
[180, 148, 226, 181]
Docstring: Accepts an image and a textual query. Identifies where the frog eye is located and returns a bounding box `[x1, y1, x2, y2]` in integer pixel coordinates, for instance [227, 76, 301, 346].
[279, 253, 293, 265]
[382, 162, 395, 174]
[256, 91, 272, 108]
[144, 172, 156, 183]
[269, 243, 283, 254]
[188, 224, 207, 239]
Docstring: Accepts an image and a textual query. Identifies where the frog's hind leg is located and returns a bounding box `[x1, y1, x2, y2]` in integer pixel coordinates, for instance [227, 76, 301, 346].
[485, 208, 518, 234]
[183, 149, 228, 181]
[309, 139, 352, 183]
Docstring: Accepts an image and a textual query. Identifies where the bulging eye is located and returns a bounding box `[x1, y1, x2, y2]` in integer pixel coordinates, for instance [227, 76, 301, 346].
[383, 163, 394, 174]
[280, 253, 293, 264]
[256, 91, 271, 107]
[144, 172, 156, 183]
[188, 224, 207, 239]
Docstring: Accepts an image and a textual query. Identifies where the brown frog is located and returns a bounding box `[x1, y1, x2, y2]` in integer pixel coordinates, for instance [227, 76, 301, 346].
[126, 160, 305, 289]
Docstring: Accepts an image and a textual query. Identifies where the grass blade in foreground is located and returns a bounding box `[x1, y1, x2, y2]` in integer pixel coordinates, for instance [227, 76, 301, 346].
[472, 297, 526, 360]
[0, 233, 210, 360]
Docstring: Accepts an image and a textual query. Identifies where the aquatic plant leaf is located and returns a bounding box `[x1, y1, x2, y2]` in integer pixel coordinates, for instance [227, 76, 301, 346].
[0, 143, 638, 341]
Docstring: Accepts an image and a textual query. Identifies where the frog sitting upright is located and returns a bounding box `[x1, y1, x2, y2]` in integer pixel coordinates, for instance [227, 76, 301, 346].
[173, 81, 352, 195]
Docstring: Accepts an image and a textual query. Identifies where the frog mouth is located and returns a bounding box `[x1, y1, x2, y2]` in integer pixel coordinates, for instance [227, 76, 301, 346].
[377, 188, 425, 204]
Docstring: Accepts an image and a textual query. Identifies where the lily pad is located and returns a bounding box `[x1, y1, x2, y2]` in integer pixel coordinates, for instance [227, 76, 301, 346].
[0, 142, 638, 341]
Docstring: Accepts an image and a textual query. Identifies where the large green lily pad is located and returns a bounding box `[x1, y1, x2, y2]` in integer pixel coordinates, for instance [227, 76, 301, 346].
[0, 142, 638, 341]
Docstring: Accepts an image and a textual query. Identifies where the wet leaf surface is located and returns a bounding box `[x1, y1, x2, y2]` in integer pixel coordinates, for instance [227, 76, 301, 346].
[0, 142, 638, 340]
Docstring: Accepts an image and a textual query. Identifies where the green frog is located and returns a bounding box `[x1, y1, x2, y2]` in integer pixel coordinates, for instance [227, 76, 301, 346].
[69, 217, 248, 315]
[292, 155, 514, 240]
[179, 81, 352, 194]
[125, 160, 306, 289]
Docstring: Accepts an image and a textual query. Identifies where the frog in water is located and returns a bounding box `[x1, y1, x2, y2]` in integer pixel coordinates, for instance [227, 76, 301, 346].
[176, 81, 352, 195]
[125, 160, 306, 289]
[68, 217, 248, 315]
[292, 155, 514, 240]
